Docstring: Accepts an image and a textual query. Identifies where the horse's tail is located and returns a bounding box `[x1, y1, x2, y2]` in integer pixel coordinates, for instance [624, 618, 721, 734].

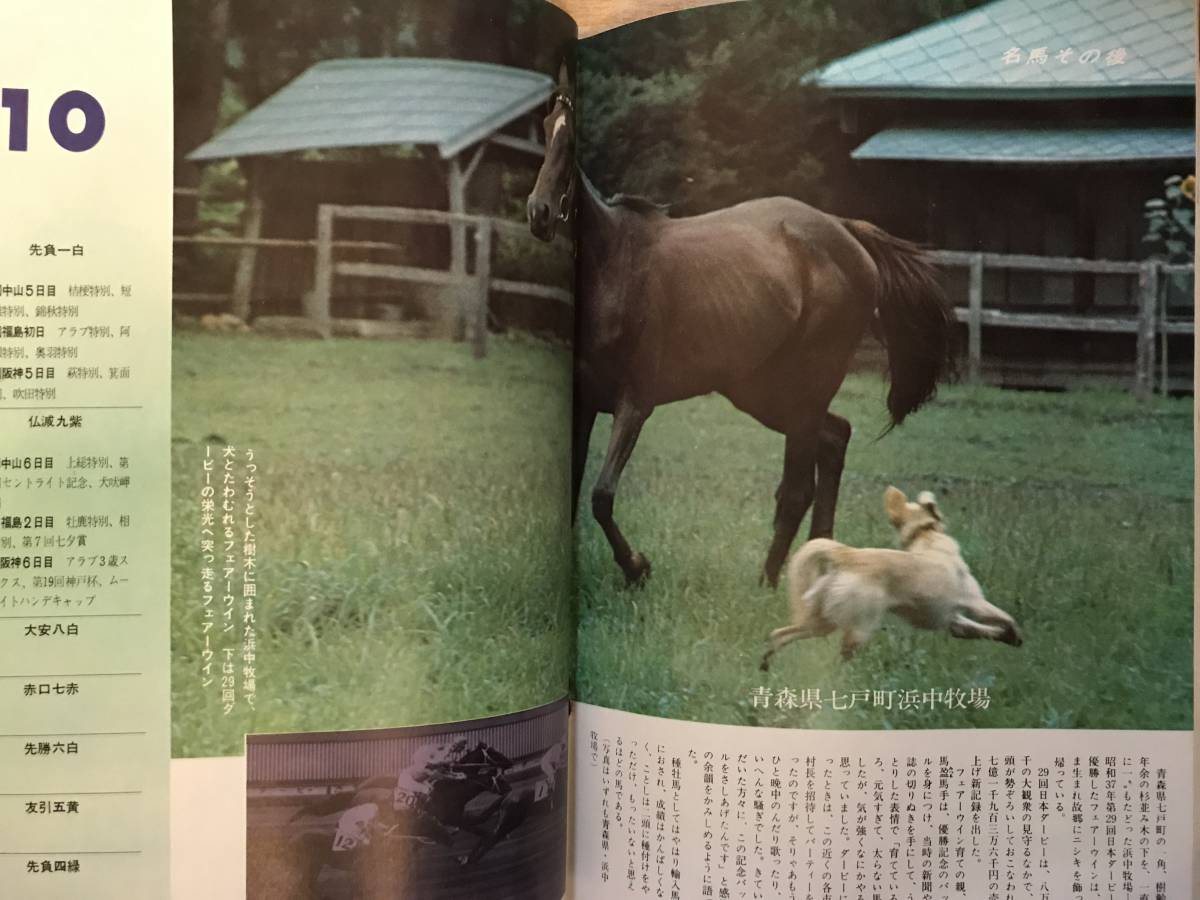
[842, 219, 956, 431]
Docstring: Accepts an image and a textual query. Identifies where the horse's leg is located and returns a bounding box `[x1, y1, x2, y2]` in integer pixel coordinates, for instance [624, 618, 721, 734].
[592, 395, 652, 586]
[464, 792, 534, 866]
[408, 809, 457, 847]
[761, 426, 820, 588]
[807, 412, 851, 540]
[289, 834, 326, 900]
[572, 402, 597, 523]
[460, 793, 505, 832]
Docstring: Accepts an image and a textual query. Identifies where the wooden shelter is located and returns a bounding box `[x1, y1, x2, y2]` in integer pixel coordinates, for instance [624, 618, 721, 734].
[187, 58, 554, 320]
[813, 0, 1195, 389]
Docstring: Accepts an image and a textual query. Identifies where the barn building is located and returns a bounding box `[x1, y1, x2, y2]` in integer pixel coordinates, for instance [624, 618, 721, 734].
[813, 0, 1195, 391]
[182, 58, 561, 330]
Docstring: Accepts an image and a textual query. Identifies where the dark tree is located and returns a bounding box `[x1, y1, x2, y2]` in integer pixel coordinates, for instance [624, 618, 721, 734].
[579, 0, 989, 214]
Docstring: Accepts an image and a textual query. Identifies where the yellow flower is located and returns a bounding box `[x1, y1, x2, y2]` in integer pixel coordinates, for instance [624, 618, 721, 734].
[1182, 174, 1195, 201]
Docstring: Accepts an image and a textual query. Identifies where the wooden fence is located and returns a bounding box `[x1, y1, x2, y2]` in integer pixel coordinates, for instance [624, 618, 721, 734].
[310, 204, 572, 358]
[173, 204, 573, 356]
[172, 233, 400, 308]
[175, 212, 1192, 390]
[930, 251, 1194, 400]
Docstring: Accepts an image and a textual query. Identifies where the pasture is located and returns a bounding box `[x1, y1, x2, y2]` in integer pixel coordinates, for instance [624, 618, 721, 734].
[575, 374, 1194, 730]
[170, 331, 573, 759]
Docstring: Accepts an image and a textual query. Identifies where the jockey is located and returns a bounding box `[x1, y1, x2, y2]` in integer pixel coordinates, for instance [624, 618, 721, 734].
[330, 800, 380, 854]
[393, 739, 469, 814]
[332, 739, 475, 855]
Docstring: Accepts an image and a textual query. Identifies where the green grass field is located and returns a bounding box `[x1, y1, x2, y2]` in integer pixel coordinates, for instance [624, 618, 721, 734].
[575, 375, 1194, 730]
[171, 331, 573, 758]
[171, 331, 1192, 751]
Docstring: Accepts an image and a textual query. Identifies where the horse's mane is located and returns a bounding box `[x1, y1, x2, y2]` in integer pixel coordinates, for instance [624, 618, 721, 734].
[608, 193, 670, 217]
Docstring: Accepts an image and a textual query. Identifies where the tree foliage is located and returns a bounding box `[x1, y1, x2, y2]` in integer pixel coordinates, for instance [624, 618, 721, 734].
[1143, 174, 1195, 264]
[579, 0, 988, 214]
[174, 0, 988, 217]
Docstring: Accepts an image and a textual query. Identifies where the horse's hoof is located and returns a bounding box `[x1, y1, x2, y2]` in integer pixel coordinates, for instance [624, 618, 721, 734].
[759, 656, 771, 673]
[623, 553, 652, 588]
[759, 568, 780, 590]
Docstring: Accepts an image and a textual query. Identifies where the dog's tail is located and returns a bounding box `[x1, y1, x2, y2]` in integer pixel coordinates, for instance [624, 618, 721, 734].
[785, 538, 841, 619]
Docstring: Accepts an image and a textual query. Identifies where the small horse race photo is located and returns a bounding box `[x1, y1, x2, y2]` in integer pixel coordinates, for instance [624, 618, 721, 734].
[244, 699, 568, 900]
[559, 0, 1194, 732]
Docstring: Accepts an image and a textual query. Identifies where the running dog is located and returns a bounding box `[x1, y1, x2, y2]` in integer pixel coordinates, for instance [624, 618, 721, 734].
[760, 486, 1022, 669]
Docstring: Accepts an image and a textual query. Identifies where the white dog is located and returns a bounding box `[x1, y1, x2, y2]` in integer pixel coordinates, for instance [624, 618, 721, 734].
[761, 486, 1022, 668]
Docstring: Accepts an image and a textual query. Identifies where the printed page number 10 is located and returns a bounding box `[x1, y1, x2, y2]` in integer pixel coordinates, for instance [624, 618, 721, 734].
[2, 88, 105, 153]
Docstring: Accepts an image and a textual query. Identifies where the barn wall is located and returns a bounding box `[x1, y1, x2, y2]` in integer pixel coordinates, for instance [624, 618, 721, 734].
[856, 160, 1188, 298]
[252, 157, 450, 317]
[848, 158, 1193, 381]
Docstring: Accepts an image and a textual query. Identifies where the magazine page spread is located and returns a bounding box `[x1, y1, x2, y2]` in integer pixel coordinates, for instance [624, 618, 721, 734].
[2, 0, 1196, 898]
[562, 1, 1196, 898]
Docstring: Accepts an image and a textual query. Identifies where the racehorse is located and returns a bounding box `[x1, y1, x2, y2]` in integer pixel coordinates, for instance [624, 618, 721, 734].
[458, 741, 566, 867]
[282, 745, 515, 898]
[526, 71, 956, 588]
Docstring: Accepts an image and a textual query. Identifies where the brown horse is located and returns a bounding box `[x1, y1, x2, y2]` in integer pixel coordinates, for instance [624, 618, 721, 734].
[527, 84, 955, 589]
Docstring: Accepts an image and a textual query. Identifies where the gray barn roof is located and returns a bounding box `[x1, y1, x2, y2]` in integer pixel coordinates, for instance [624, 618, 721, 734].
[815, 0, 1195, 98]
[189, 58, 554, 162]
[852, 123, 1196, 163]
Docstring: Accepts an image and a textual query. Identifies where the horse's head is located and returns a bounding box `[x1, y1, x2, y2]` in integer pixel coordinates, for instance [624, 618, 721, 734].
[527, 63, 575, 243]
[453, 760, 510, 798]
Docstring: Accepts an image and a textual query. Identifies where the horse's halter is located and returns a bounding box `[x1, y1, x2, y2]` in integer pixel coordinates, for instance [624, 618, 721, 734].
[550, 91, 577, 224]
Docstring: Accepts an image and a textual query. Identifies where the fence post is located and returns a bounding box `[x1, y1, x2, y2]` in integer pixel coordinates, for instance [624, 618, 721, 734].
[1158, 268, 1169, 396]
[472, 220, 492, 359]
[310, 204, 334, 338]
[1134, 260, 1159, 402]
[967, 253, 984, 384]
